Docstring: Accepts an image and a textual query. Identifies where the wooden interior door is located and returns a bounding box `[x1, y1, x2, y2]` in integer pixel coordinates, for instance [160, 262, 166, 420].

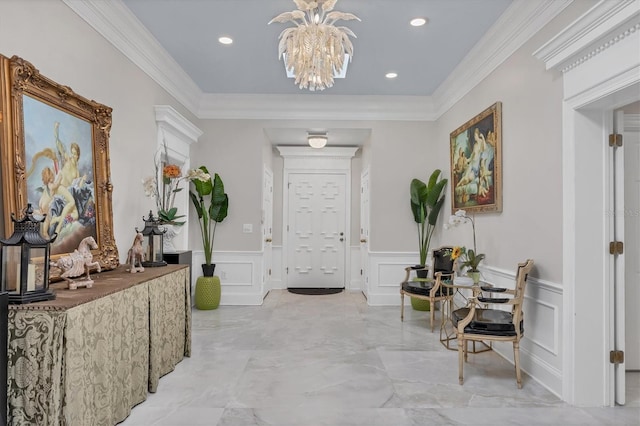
[287, 172, 346, 288]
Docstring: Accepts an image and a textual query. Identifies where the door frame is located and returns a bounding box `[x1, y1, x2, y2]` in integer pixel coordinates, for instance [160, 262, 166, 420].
[360, 167, 370, 298]
[277, 146, 358, 289]
[534, 0, 640, 405]
[262, 166, 274, 298]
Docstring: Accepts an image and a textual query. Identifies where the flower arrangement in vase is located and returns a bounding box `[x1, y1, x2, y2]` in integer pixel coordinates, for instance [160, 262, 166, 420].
[142, 144, 211, 252]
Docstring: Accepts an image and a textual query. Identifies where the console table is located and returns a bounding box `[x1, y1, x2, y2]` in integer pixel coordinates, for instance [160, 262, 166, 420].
[6, 264, 191, 426]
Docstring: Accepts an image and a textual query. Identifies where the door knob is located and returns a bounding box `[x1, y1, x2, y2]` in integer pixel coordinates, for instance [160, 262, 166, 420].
[340, 238, 344, 242]
[360, 238, 367, 243]
[339, 232, 344, 236]
[265, 238, 272, 243]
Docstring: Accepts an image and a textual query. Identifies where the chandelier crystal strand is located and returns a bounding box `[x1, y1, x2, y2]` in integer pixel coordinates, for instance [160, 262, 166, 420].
[269, 0, 360, 91]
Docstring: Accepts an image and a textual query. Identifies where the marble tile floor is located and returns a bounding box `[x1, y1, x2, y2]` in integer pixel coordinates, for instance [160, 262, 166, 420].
[121, 290, 640, 426]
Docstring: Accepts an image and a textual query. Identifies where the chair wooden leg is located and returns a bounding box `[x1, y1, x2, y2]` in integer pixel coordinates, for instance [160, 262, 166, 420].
[430, 301, 435, 332]
[400, 292, 405, 321]
[458, 336, 465, 385]
[464, 340, 469, 362]
[514, 341, 522, 389]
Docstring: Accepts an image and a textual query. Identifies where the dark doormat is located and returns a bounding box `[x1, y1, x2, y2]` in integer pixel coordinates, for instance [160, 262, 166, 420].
[288, 287, 344, 295]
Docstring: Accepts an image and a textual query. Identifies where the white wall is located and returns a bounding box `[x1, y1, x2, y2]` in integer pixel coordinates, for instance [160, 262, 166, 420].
[0, 0, 200, 263]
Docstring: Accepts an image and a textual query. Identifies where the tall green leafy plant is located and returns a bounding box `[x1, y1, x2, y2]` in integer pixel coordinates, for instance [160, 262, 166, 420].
[189, 167, 229, 266]
[410, 169, 448, 266]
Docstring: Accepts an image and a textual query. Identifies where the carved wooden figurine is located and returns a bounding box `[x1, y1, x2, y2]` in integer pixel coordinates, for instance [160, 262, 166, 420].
[126, 232, 145, 273]
[49, 236, 101, 290]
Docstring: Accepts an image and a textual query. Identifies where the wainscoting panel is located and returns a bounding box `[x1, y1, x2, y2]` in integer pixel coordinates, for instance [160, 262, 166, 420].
[478, 265, 563, 397]
[191, 250, 264, 305]
[366, 252, 419, 306]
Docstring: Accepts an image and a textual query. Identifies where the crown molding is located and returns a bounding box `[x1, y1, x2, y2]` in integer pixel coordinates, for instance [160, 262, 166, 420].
[434, 0, 573, 117]
[64, 0, 570, 121]
[62, 0, 201, 113]
[197, 94, 435, 121]
[533, 0, 640, 72]
[276, 146, 359, 159]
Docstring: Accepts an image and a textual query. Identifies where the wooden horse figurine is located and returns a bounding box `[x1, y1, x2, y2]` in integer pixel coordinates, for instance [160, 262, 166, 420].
[50, 236, 102, 290]
[126, 232, 145, 273]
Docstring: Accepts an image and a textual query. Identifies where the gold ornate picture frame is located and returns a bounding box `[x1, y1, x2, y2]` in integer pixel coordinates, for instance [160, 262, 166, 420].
[450, 102, 502, 214]
[0, 54, 119, 273]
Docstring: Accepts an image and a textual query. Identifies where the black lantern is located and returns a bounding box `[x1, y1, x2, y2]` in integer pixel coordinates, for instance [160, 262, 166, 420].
[0, 204, 56, 304]
[140, 211, 167, 267]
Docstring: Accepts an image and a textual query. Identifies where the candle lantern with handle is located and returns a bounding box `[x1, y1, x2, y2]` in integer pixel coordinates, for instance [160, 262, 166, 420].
[0, 204, 57, 304]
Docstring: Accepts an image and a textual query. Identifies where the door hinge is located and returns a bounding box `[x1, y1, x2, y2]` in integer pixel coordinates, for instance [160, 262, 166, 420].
[360, 269, 363, 275]
[609, 241, 624, 255]
[609, 133, 623, 147]
[610, 350, 624, 364]
[0, 111, 3, 123]
[286, 267, 289, 274]
[269, 268, 272, 276]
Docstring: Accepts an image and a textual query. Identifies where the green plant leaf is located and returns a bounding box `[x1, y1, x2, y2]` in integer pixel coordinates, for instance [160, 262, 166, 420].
[427, 195, 445, 226]
[426, 178, 448, 207]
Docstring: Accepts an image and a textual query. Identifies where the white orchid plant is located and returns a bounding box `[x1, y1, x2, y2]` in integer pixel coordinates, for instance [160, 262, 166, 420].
[444, 209, 485, 272]
[142, 152, 210, 225]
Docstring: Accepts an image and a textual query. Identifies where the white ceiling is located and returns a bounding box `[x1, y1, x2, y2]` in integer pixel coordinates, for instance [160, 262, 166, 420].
[65, 0, 568, 145]
[121, 0, 513, 97]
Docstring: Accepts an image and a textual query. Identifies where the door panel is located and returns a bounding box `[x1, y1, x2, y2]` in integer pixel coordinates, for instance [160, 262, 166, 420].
[287, 173, 346, 288]
[262, 168, 273, 297]
[625, 122, 640, 371]
[360, 169, 370, 298]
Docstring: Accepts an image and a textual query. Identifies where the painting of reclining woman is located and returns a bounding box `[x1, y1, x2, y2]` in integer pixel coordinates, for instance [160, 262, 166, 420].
[23, 95, 97, 255]
[449, 102, 502, 213]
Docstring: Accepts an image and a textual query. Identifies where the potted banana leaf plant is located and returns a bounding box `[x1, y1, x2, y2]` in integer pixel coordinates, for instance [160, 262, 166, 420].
[189, 167, 229, 310]
[409, 169, 448, 310]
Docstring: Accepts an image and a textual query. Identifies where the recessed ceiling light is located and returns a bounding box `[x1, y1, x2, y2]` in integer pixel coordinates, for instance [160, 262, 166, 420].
[410, 18, 427, 27]
[218, 36, 233, 45]
[385, 72, 398, 79]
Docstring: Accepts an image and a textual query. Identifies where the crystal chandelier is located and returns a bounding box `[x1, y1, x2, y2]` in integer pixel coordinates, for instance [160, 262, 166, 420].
[269, 0, 360, 91]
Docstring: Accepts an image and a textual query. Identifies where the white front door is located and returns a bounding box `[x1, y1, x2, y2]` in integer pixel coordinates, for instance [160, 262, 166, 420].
[262, 167, 274, 298]
[624, 114, 640, 371]
[360, 168, 370, 298]
[287, 172, 346, 288]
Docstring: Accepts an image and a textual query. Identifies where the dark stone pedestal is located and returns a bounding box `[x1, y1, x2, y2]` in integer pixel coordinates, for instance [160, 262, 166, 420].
[163, 250, 192, 287]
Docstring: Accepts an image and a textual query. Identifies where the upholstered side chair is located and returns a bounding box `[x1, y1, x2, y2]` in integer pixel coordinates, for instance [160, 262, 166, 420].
[451, 259, 535, 388]
[400, 246, 456, 331]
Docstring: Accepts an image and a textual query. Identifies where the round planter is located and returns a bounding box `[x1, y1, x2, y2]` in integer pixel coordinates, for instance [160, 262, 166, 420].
[467, 271, 481, 284]
[195, 275, 221, 310]
[410, 297, 431, 311]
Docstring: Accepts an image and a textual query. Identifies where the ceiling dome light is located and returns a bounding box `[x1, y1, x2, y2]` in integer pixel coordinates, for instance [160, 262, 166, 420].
[410, 18, 427, 27]
[385, 72, 398, 79]
[308, 132, 328, 149]
[218, 36, 233, 45]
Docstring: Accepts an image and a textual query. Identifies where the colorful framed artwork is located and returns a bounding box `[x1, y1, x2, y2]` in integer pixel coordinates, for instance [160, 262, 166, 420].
[0, 54, 119, 274]
[449, 102, 502, 214]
